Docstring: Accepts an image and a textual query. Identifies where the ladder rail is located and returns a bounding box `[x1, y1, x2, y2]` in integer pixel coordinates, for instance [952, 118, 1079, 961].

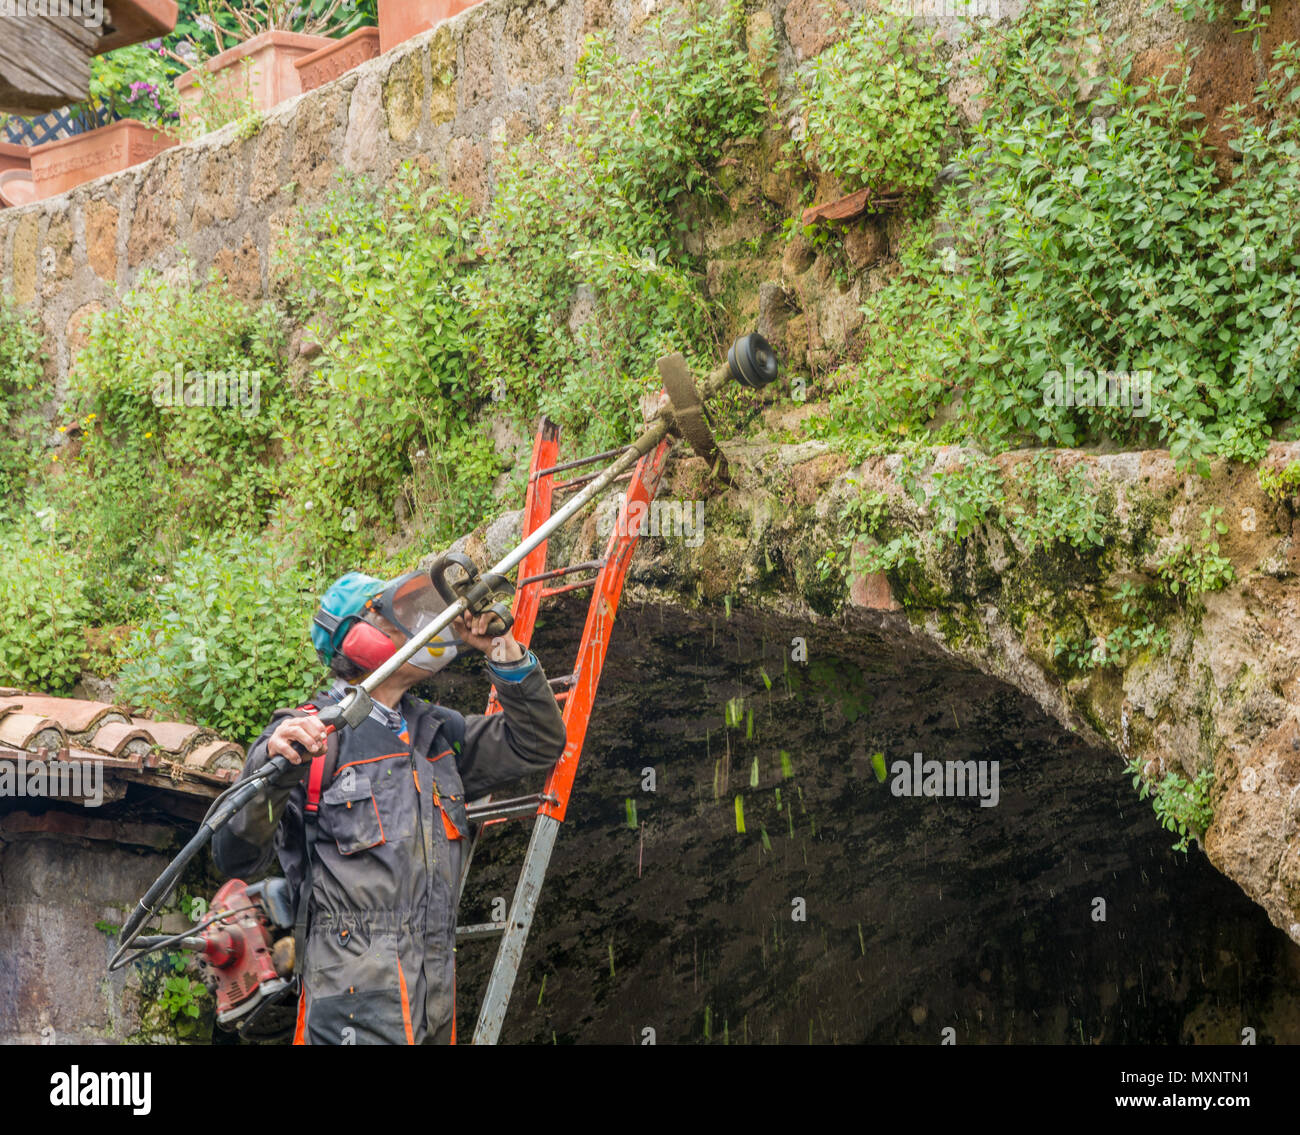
[456, 420, 560, 910]
[470, 435, 672, 1044]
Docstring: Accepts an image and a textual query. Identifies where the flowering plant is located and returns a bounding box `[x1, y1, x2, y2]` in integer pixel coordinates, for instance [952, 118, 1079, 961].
[83, 40, 181, 129]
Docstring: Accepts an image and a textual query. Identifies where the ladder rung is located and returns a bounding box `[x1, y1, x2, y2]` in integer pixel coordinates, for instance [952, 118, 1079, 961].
[548, 673, 578, 688]
[532, 446, 632, 480]
[457, 922, 508, 940]
[541, 576, 599, 598]
[518, 560, 606, 588]
[554, 469, 634, 493]
[466, 793, 559, 823]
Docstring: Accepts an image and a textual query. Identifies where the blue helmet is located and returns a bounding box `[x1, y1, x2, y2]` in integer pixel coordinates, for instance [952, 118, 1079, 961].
[310, 572, 385, 663]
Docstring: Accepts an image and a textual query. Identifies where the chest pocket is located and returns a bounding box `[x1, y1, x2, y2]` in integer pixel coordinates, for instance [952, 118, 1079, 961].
[318, 775, 385, 856]
[439, 791, 468, 842]
[425, 749, 467, 842]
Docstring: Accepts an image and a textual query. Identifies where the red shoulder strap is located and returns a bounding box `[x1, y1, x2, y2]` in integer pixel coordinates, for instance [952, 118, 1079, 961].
[295, 703, 329, 815]
[305, 753, 327, 813]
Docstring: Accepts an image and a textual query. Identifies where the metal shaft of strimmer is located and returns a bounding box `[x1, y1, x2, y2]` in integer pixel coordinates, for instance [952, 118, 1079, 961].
[350, 361, 732, 698]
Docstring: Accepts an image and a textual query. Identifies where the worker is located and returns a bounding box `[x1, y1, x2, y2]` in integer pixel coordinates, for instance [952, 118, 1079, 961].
[212, 570, 567, 1044]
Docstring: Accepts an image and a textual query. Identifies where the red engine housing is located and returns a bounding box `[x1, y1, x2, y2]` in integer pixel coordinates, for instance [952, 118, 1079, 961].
[199, 879, 292, 1026]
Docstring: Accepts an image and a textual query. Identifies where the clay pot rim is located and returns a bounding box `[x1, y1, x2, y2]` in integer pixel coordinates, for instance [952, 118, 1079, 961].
[293, 24, 381, 73]
[175, 28, 336, 91]
[0, 169, 35, 208]
[28, 119, 176, 158]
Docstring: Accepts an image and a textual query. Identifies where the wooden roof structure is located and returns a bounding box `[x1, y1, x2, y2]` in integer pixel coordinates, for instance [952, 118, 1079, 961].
[0, 0, 177, 115]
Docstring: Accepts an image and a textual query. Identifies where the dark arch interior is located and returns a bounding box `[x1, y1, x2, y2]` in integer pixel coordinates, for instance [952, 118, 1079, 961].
[431, 599, 1300, 1045]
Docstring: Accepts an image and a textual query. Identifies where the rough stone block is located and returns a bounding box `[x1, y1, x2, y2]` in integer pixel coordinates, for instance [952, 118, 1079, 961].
[462, 18, 496, 108]
[429, 24, 459, 126]
[12, 212, 39, 306]
[127, 156, 183, 269]
[83, 199, 119, 283]
[505, 0, 570, 90]
[384, 49, 426, 143]
[211, 232, 263, 300]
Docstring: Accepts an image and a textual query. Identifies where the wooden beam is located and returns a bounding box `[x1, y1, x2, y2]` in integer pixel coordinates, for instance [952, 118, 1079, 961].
[0, 13, 96, 114]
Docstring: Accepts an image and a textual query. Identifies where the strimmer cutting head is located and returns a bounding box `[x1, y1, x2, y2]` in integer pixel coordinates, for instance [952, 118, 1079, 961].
[656, 332, 780, 484]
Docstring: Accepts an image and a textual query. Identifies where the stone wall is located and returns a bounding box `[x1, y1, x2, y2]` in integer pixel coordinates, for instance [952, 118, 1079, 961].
[4, 0, 1288, 392]
[0, 0, 787, 390]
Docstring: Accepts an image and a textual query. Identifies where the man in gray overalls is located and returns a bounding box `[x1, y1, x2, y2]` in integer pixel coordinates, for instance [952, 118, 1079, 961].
[213, 570, 567, 1044]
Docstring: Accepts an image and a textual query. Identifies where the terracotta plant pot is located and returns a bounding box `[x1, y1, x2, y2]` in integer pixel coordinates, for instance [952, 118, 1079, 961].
[0, 170, 36, 209]
[175, 30, 333, 118]
[378, 0, 481, 53]
[294, 27, 381, 93]
[30, 120, 177, 200]
[0, 141, 31, 177]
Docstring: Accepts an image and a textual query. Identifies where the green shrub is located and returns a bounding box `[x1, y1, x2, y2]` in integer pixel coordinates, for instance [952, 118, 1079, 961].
[787, 9, 954, 201]
[289, 164, 491, 557]
[58, 270, 290, 621]
[1125, 757, 1215, 853]
[0, 296, 49, 524]
[0, 525, 93, 692]
[1007, 454, 1111, 553]
[467, 0, 772, 451]
[1259, 460, 1300, 502]
[1156, 505, 1235, 598]
[818, 0, 1300, 473]
[116, 532, 323, 742]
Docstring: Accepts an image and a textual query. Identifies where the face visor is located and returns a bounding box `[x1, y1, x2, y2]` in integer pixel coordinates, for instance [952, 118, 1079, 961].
[367, 571, 460, 674]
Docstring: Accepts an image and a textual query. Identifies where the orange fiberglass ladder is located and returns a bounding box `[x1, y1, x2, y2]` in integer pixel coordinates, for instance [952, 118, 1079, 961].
[453, 416, 672, 1045]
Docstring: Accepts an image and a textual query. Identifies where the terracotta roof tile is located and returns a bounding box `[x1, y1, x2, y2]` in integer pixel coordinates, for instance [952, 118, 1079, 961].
[89, 722, 155, 759]
[184, 740, 245, 774]
[0, 694, 247, 801]
[0, 714, 68, 752]
[128, 718, 204, 753]
[0, 695, 129, 735]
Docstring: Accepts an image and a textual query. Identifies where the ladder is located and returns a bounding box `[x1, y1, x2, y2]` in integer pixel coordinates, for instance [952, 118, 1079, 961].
[453, 415, 672, 1044]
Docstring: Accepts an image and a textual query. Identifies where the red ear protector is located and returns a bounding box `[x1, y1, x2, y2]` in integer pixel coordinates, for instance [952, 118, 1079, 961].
[313, 607, 398, 672]
[338, 618, 397, 671]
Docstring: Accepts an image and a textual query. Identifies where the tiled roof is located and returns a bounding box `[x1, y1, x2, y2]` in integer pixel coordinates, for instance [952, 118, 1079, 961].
[0, 689, 245, 801]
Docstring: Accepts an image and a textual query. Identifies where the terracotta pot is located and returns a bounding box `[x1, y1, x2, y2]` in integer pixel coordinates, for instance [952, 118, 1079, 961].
[294, 27, 381, 93]
[175, 30, 333, 117]
[0, 170, 36, 209]
[378, 0, 481, 53]
[0, 141, 31, 177]
[30, 120, 177, 200]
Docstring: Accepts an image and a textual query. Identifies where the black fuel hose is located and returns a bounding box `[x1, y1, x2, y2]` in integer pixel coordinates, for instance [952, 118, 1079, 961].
[108, 755, 295, 971]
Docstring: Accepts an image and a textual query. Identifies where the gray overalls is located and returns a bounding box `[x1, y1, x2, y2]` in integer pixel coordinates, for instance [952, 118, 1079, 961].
[212, 662, 566, 1044]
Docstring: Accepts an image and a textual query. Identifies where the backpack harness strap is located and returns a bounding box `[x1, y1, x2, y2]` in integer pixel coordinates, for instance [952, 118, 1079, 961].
[291, 702, 337, 994]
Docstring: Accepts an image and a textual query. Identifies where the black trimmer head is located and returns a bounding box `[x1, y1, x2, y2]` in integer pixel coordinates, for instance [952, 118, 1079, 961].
[727, 333, 780, 389]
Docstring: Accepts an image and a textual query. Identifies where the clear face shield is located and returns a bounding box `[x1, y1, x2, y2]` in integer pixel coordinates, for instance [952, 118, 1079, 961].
[369, 571, 461, 674]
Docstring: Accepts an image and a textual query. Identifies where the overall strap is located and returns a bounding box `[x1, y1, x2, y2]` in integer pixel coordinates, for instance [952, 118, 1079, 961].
[288, 700, 339, 991]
